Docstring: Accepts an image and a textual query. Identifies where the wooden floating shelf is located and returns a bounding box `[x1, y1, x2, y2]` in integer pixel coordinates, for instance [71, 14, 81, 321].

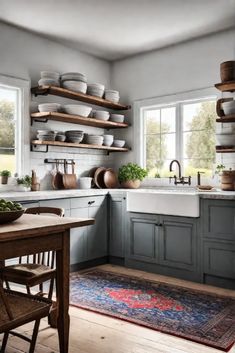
[31, 112, 129, 129]
[31, 140, 129, 153]
[31, 86, 131, 111]
[216, 146, 235, 153]
[215, 81, 235, 92]
[216, 116, 235, 123]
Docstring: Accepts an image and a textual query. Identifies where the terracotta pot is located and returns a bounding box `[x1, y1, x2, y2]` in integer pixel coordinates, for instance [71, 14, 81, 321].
[120, 179, 141, 189]
[1, 175, 8, 184]
[220, 61, 235, 82]
[220, 170, 235, 191]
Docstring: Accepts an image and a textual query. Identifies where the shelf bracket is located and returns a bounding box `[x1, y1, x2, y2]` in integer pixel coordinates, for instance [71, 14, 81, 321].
[31, 144, 49, 153]
[31, 118, 48, 126]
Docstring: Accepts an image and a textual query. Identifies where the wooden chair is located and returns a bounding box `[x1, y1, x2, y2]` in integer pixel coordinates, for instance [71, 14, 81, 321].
[0, 278, 51, 353]
[2, 207, 64, 327]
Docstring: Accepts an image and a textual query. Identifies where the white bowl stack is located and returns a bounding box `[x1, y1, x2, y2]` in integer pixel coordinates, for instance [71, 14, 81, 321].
[216, 133, 235, 146]
[63, 104, 92, 117]
[93, 110, 110, 121]
[113, 139, 125, 148]
[103, 134, 114, 146]
[222, 100, 235, 115]
[87, 83, 105, 98]
[37, 130, 56, 141]
[65, 130, 84, 144]
[55, 132, 66, 142]
[105, 89, 120, 103]
[61, 72, 87, 94]
[87, 135, 104, 146]
[110, 113, 125, 123]
[39, 71, 60, 87]
[38, 103, 61, 112]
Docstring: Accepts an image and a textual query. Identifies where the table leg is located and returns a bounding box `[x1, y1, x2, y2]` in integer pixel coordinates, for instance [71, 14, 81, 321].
[56, 230, 70, 353]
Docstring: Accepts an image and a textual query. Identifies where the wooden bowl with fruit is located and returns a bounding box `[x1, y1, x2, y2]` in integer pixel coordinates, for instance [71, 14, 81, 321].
[0, 199, 25, 224]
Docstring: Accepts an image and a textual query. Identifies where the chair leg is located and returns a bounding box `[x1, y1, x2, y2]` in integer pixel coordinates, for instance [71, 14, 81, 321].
[26, 285, 31, 295]
[1, 332, 9, 353]
[29, 319, 40, 353]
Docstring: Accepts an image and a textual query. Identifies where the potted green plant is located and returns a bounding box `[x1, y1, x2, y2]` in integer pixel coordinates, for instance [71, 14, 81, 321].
[16, 175, 32, 191]
[0, 170, 11, 185]
[118, 163, 147, 188]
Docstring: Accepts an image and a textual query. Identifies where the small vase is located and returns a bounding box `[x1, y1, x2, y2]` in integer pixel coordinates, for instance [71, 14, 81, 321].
[1, 176, 8, 185]
[121, 180, 141, 189]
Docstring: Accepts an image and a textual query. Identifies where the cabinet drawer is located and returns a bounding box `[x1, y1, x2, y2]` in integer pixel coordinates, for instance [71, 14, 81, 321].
[71, 195, 106, 209]
[20, 201, 39, 208]
[203, 241, 235, 279]
[39, 198, 70, 210]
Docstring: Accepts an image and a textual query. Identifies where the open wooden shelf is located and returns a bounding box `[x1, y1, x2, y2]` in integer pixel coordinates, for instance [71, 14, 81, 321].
[216, 116, 235, 123]
[215, 81, 235, 92]
[31, 86, 131, 110]
[216, 146, 235, 153]
[31, 112, 129, 129]
[31, 140, 129, 153]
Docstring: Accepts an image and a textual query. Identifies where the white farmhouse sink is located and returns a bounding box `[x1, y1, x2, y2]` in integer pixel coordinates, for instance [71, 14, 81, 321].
[126, 188, 199, 217]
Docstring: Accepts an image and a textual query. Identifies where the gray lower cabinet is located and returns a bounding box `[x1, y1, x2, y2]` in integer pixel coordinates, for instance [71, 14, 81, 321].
[109, 194, 126, 260]
[39, 198, 70, 216]
[201, 199, 235, 288]
[126, 212, 199, 281]
[70, 196, 107, 266]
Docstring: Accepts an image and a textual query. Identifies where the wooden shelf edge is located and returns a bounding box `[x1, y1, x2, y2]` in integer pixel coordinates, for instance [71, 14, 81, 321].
[31, 86, 131, 111]
[216, 146, 235, 153]
[31, 112, 129, 129]
[31, 140, 129, 153]
[216, 116, 235, 123]
[215, 81, 235, 92]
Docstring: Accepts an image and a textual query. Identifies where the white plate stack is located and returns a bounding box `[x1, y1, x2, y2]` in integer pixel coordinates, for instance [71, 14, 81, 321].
[93, 110, 110, 121]
[87, 83, 105, 98]
[105, 89, 120, 103]
[65, 130, 84, 143]
[87, 135, 104, 146]
[38, 71, 60, 87]
[38, 103, 61, 112]
[103, 134, 114, 146]
[61, 72, 87, 94]
[63, 104, 92, 117]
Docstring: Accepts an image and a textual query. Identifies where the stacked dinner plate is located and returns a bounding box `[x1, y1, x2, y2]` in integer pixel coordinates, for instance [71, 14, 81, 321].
[93, 110, 110, 121]
[87, 135, 104, 146]
[104, 89, 120, 103]
[37, 130, 56, 141]
[63, 104, 92, 117]
[61, 72, 87, 94]
[103, 134, 114, 146]
[38, 71, 60, 87]
[87, 83, 105, 98]
[38, 103, 61, 112]
[65, 130, 84, 144]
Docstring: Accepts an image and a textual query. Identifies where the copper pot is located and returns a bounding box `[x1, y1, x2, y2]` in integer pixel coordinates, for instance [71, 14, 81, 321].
[220, 170, 235, 191]
[220, 61, 235, 83]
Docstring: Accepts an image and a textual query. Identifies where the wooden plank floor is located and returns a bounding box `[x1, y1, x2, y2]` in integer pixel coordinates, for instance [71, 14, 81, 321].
[1, 264, 235, 353]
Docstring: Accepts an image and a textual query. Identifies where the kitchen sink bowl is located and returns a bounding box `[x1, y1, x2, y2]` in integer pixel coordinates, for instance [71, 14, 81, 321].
[126, 188, 200, 217]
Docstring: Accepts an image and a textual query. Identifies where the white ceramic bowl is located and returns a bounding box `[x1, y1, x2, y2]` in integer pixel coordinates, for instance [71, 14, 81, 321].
[103, 134, 114, 146]
[87, 135, 104, 145]
[93, 110, 110, 121]
[63, 104, 92, 117]
[222, 100, 235, 115]
[60, 72, 87, 83]
[38, 78, 60, 86]
[40, 71, 60, 80]
[113, 139, 125, 148]
[62, 80, 87, 94]
[216, 133, 235, 146]
[38, 103, 61, 112]
[110, 114, 125, 123]
[78, 177, 93, 189]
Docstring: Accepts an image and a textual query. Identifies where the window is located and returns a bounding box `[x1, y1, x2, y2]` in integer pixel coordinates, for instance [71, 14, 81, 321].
[137, 90, 217, 178]
[0, 75, 29, 176]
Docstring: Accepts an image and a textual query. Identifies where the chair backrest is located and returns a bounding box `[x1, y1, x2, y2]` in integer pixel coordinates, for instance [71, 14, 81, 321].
[21, 207, 64, 268]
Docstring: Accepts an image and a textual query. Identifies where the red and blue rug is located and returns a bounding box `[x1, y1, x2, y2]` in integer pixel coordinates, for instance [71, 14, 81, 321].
[70, 269, 235, 351]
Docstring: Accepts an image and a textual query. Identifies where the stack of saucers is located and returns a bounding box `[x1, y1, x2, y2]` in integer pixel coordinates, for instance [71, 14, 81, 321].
[87, 135, 104, 146]
[110, 113, 124, 123]
[105, 90, 120, 103]
[38, 103, 61, 112]
[37, 130, 56, 141]
[87, 83, 105, 98]
[61, 72, 87, 94]
[103, 135, 114, 147]
[65, 130, 84, 144]
[38, 71, 60, 87]
[93, 110, 110, 121]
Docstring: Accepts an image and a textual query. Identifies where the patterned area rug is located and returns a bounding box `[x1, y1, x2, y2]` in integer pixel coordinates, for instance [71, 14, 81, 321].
[70, 269, 235, 351]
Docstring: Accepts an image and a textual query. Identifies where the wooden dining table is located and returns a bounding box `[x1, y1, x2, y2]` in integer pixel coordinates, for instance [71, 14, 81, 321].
[0, 213, 95, 353]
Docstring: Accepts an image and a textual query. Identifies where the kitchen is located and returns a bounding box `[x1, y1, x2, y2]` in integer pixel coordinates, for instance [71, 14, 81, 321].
[0, 1, 235, 353]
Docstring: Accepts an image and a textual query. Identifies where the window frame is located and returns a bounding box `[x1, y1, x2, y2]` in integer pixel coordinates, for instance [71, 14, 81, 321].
[134, 87, 218, 177]
[0, 74, 30, 176]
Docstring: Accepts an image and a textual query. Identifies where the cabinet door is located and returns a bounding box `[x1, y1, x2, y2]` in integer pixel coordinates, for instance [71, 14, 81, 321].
[203, 241, 235, 279]
[127, 214, 160, 263]
[159, 217, 197, 271]
[70, 207, 88, 264]
[202, 199, 235, 241]
[87, 197, 107, 260]
[20, 201, 39, 209]
[39, 199, 71, 216]
[109, 195, 126, 257]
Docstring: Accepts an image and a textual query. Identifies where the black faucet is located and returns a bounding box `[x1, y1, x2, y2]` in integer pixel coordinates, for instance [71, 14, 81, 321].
[169, 159, 191, 185]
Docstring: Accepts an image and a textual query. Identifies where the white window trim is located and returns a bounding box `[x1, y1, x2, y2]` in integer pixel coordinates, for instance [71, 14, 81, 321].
[0, 74, 30, 175]
[134, 87, 219, 174]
